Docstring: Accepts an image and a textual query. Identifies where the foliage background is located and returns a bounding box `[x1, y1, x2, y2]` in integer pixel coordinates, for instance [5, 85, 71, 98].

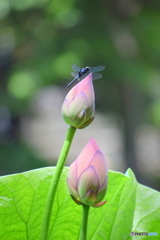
[0, 0, 160, 190]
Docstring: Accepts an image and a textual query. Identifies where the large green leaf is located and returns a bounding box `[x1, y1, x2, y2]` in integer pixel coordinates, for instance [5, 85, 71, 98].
[0, 168, 159, 240]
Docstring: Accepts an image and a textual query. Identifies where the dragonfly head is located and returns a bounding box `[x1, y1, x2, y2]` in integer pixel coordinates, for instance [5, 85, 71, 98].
[85, 66, 90, 72]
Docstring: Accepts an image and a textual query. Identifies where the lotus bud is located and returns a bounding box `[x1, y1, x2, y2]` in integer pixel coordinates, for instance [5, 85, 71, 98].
[62, 73, 95, 129]
[67, 138, 108, 207]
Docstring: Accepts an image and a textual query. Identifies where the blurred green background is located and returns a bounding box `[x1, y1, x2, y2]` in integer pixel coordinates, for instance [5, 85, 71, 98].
[0, 0, 160, 190]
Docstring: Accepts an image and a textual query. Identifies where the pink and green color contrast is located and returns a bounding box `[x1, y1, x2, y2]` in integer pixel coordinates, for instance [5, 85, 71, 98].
[62, 73, 95, 129]
[67, 138, 108, 207]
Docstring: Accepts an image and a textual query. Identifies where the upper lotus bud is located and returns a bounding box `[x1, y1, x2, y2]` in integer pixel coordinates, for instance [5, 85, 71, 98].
[62, 73, 95, 129]
[67, 138, 108, 207]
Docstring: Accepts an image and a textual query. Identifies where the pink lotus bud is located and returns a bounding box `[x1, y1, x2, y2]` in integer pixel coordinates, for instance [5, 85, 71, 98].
[67, 138, 108, 207]
[62, 73, 95, 129]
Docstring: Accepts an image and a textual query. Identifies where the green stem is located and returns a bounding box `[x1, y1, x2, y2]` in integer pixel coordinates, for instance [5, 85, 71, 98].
[40, 126, 76, 240]
[79, 205, 90, 240]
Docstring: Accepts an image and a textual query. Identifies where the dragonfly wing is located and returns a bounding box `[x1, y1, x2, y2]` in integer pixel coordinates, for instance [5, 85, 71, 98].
[90, 66, 105, 72]
[92, 73, 102, 80]
[72, 64, 81, 72]
[79, 71, 100, 81]
[71, 72, 77, 77]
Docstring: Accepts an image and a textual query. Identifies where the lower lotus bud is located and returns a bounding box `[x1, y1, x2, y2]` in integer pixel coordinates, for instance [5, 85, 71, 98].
[67, 138, 108, 207]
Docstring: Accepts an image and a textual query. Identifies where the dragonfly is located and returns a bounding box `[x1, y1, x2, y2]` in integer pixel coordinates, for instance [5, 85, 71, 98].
[66, 64, 105, 88]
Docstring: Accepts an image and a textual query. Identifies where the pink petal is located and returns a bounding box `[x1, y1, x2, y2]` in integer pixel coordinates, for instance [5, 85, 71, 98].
[61, 99, 69, 116]
[76, 139, 98, 178]
[91, 201, 107, 208]
[73, 73, 95, 108]
[68, 161, 78, 184]
[68, 92, 88, 120]
[67, 178, 79, 199]
[71, 195, 83, 205]
[78, 116, 95, 129]
[77, 166, 99, 199]
[89, 150, 108, 186]
[80, 75, 95, 107]
[89, 138, 100, 151]
[81, 189, 96, 205]
[66, 73, 93, 101]
[95, 178, 107, 203]
[98, 177, 108, 194]
[74, 73, 93, 97]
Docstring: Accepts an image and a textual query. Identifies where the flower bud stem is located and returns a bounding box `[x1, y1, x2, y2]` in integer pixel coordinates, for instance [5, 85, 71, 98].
[40, 126, 76, 240]
[79, 205, 90, 240]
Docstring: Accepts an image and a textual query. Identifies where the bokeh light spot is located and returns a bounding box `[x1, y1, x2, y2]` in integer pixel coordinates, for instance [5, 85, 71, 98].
[0, 0, 10, 19]
[8, 71, 36, 99]
[52, 52, 80, 79]
[11, 0, 49, 10]
[67, 38, 91, 57]
[48, 0, 74, 14]
[150, 101, 160, 127]
[55, 9, 83, 29]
